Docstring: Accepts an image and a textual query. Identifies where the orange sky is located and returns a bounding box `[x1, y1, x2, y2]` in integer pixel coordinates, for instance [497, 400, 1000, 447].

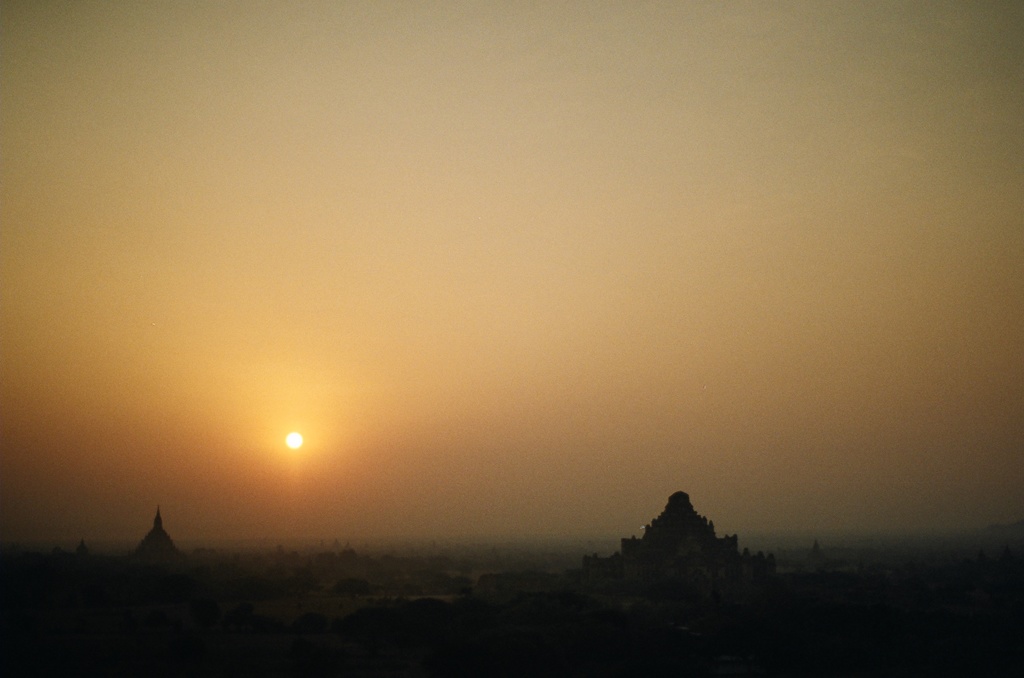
[3, 1, 1022, 543]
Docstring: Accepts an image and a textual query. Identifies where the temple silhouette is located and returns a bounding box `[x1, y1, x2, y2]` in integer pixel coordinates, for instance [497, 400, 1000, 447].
[583, 491, 773, 592]
[134, 506, 182, 562]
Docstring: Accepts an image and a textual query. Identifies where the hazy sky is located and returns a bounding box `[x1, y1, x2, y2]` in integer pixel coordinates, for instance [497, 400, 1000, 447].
[3, 1, 1022, 543]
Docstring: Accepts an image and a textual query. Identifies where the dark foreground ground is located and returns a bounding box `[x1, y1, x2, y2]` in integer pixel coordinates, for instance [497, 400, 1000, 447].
[2, 540, 1023, 676]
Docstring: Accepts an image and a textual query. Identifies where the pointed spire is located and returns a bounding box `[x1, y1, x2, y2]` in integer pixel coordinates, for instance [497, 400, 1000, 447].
[154, 506, 163, 530]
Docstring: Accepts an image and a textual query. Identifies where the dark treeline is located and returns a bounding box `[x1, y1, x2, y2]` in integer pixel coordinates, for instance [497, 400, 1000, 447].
[2, 540, 1024, 676]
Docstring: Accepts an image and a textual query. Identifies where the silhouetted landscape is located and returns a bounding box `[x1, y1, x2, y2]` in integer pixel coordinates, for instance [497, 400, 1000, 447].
[4, 494, 1023, 676]
[4, 2, 1023, 676]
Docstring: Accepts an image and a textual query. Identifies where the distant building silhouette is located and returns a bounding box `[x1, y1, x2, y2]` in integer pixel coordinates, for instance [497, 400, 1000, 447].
[809, 538, 825, 569]
[583, 491, 773, 592]
[75, 538, 90, 557]
[135, 507, 182, 563]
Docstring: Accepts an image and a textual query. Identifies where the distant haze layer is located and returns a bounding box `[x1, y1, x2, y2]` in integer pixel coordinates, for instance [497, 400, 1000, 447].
[2, 1, 1022, 543]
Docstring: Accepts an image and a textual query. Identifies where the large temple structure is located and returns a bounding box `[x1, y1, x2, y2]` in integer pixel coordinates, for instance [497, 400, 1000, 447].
[582, 491, 773, 592]
[134, 507, 182, 563]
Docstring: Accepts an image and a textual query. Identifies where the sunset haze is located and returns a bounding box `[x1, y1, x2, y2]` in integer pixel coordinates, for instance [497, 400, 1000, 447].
[2, 1, 1022, 544]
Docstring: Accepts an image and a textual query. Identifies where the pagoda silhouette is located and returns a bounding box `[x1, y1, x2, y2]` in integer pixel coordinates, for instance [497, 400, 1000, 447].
[582, 491, 774, 592]
[134, 507, 182, 562]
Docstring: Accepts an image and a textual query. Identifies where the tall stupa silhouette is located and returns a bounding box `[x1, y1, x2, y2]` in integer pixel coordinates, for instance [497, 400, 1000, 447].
[135, 506, 182, 562]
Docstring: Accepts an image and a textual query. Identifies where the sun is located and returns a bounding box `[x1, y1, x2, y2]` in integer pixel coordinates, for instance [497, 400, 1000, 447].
[285, 432, 303, 449]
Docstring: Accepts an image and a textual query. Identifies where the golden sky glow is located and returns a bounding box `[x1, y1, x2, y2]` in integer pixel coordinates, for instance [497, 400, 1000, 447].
[2, 1, 1022, 542]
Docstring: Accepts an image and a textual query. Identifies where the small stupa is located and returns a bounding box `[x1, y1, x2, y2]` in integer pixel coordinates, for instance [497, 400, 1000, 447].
[135, 507, 182, 562]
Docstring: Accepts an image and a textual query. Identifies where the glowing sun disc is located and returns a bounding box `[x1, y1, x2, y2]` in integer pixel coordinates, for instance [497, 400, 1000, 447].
[286, 432, 303, 449]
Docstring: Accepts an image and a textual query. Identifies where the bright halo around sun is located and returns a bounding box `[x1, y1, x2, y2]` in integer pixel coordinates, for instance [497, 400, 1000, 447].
[285, 432, 303, 449]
